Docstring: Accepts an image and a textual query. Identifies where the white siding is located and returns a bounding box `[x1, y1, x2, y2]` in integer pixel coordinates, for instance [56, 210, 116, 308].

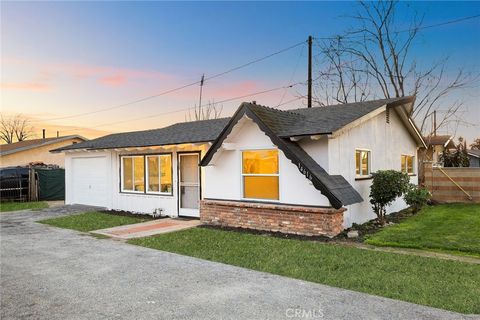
[204, 117, 331, 206]
[65, 144, 209, 216]
[327, 109, 419, 226]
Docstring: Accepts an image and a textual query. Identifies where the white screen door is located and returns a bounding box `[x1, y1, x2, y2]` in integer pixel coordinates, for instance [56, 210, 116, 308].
[178, 153, 200, 217]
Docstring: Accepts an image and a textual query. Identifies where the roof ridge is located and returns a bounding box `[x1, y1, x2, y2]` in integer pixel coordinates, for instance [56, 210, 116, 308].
[243, 101, 303, 116]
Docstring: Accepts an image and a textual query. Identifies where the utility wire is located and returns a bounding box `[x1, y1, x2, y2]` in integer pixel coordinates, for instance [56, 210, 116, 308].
[61, 82, 302, 132]
[276, 44, 304, 107]
[314, 13, 480, 40]
[37, 40, 306, 123]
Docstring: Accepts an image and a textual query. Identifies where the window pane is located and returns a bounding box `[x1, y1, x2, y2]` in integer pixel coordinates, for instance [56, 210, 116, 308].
[147, 156, 160, 192]
[355, 151, 361, 175]
[243, 176, 279, 200]
[160, 155, 172, 193]
[123, 157, 133, 191]
[242, 150, 278, 174]
[361, 151, 369, 175]
[401, 155, 406, 173]
[134, 157, 144, 192]
[407, 156, 413, 174]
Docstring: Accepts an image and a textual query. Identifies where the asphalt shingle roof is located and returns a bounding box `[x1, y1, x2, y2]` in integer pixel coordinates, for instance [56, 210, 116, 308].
[54, 118, 230, 152]
[55, 97, 410, 152]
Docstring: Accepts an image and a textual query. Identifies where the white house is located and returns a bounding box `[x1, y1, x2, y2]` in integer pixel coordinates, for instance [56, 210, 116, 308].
[53, 96, 425, 236]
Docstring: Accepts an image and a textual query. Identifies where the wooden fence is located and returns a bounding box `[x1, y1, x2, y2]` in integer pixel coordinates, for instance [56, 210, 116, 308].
[424, 163, 480, 203]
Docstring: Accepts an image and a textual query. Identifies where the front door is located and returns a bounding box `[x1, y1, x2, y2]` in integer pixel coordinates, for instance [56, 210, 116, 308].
[178, 153, 200, 217]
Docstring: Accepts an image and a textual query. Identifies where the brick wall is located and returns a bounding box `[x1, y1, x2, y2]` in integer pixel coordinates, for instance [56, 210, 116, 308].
[424, 163, 480, 203]
[200, 199, 346, 237]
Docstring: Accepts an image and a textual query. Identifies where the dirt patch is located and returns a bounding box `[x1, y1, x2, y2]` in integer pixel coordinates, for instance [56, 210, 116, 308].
[336, 207, 418, 242]
[199, 225, 334, 242]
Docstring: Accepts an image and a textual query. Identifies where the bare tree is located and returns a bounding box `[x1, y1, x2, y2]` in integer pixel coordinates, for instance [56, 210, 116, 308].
[0, 114, 34, 144]
[186, 101, 223, 121]
[314, 1, 478, 135]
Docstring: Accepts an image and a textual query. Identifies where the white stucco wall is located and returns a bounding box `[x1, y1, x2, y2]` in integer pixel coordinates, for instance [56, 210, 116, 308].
[65, 144, 209, 216]
[327, 109, 419, 226]
[204, 117, 331, 206]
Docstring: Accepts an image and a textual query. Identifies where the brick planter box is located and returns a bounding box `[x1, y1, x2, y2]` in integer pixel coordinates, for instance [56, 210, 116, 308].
[200, 199, 345, 237]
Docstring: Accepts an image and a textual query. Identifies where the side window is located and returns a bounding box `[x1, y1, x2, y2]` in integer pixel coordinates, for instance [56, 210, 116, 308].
[355, 150, 370, 177]
[401, 155, 414, 174]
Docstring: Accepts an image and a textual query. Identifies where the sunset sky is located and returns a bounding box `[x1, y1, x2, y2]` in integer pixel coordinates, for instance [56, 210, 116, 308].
[1, 1, 479, 142]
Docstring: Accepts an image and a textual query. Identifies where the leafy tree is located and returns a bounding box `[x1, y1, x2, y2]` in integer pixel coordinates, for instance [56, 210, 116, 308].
[470, 138, 480, 150]
[369, 170, 410, 225]
[440, 137, 470, 167]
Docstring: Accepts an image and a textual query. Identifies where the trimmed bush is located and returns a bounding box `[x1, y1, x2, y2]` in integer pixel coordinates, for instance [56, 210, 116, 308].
[404, 184, 431, 213]
[369, 170, 410, 225]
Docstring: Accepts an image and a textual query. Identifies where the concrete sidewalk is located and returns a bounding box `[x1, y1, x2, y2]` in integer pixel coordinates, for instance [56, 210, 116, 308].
[92, 218, 201, 239]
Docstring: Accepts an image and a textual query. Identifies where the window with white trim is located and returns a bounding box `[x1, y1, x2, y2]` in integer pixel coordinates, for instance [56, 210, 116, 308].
[355, 150, 370, 177]
[242, 149, 279, 200]
[121, 156, 144, 192]
[146, 155, 172, 194]
[121, 154, 172, 194]
[401, 154, 414, 174]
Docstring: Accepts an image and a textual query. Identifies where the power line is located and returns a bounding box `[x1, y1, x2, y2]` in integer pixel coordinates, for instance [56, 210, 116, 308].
[37, 40, 306, 123]
[314, 13, 480, 41]
[61, 82, 302, 132]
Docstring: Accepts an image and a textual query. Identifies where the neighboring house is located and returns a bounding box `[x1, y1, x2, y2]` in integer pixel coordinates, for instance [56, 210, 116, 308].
[0, 135, 87, 168]
[53, 97, 425, 236]
[423, 134, 456, 165]
[467, 149, 480, 167]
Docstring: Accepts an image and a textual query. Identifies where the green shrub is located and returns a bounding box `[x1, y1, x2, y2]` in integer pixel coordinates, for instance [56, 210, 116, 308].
[369, 170, 410, 225]
[404, 184, 431, 213]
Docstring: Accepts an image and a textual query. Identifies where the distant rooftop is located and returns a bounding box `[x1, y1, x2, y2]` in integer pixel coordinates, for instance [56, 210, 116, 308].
[0, 135, 87, 156]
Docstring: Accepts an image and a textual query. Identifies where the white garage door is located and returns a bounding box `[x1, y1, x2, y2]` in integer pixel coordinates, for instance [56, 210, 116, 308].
[71, 157, 108, 207]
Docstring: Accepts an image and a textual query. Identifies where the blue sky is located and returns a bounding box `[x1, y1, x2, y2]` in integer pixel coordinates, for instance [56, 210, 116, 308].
[1, 1, 479, 141]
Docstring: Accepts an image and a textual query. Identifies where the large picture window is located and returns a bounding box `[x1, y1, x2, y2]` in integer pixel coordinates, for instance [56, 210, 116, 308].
[401, 155, 414, 174]
[146, 155, 172, 193]
[121, 154, 172, 194]
[355, 150, 370, 177]
[242, 149, 279, 200]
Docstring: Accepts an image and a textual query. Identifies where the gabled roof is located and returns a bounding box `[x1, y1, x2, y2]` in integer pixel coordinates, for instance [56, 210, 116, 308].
[0, 135, 87, 156]
[424, 135, 455, 149]
[54, 97, 423, 152]
[467, 149, 480, 158]
[52, 118, 230, 152]
[200, 102, 364, 209]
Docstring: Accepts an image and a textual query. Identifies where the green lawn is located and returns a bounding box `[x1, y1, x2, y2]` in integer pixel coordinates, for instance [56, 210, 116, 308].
[0, 201, 48, 212]
[40, 211, 149, 232]
[365, 204, 480, 257]
[128, 227, 480, 314]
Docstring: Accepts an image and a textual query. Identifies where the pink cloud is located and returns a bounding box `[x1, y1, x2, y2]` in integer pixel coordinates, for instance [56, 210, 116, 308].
[99, 74, 127, 87]
[0, 82, 51, 92]
[2, 58, 171, 88]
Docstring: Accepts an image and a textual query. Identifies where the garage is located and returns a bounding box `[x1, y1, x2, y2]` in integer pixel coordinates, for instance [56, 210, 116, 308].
[70, 156, 108, 207]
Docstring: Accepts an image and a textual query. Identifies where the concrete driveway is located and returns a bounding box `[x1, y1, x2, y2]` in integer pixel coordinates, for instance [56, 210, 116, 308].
[1, 207, 476, 320]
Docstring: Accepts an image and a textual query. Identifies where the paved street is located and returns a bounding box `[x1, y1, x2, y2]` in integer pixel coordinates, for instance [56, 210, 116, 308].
[1, 207, 476, 320]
